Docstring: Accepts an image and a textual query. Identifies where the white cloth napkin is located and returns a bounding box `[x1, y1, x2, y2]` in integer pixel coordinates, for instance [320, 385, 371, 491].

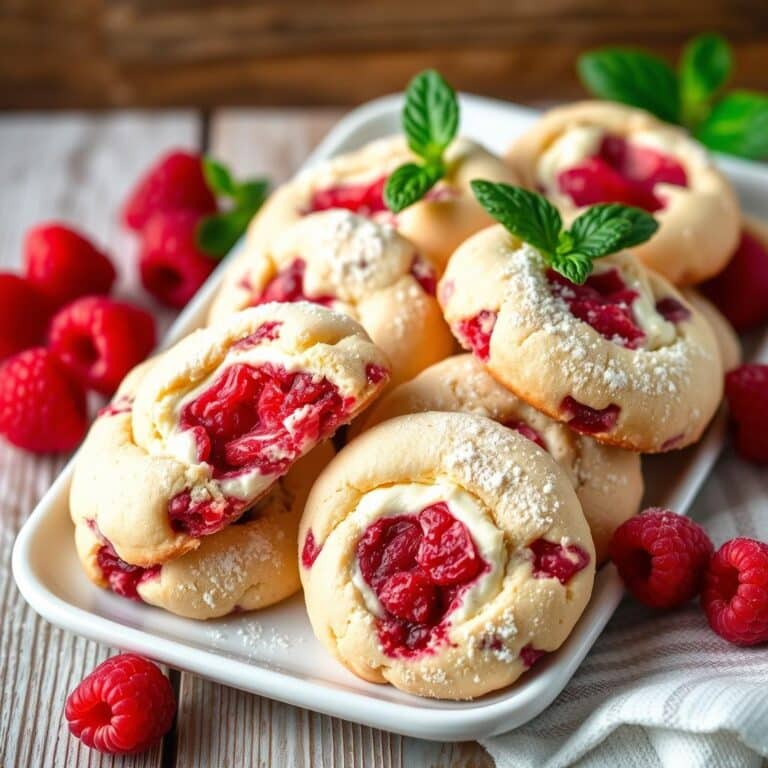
[482, 449, 768, 768]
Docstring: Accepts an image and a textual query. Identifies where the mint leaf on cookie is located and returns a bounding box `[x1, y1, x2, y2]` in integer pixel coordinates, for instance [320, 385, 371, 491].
[385, 69, 459, 213]
[471, 182, 658, 284]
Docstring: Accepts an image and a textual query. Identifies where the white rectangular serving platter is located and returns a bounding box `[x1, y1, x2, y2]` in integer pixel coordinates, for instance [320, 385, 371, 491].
[12, 94, 768, 741]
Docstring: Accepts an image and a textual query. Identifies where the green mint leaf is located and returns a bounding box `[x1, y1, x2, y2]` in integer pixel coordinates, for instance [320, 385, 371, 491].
[566, 216, 630, 258]
[680, 34, 732, 128]
[202, 157, 238, 197]
[235, 179, 270, 212]
[470, 181, 561, 255]
[569, 203, 658, 256]
[578, 49, 680, 124]
[695, 90, 768, 161]
[403, 69, 459, 163]
[197, 208, 253, 260]
[384, 162, 443, 213]
[550, 251, 593, 285]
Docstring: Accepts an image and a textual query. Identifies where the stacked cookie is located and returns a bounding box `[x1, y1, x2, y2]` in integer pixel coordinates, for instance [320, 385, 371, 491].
[70, 303, 389, 618]
[71, 96, 761, 700]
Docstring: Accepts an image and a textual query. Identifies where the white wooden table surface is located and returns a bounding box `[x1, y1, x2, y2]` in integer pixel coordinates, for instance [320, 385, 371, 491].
[0, 109, 493, 768]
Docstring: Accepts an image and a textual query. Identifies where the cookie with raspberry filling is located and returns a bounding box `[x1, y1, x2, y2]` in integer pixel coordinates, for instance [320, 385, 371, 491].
[238, 135, 517, 275]
[73, 441, 333, 619]
[70, 303, 389, 567]
[300, 412, 595, 700]
[355, 354, 643, 563]
[209, 210, 454, 388]
[506, 101, 740, 286]
[439, 227, 723, 452]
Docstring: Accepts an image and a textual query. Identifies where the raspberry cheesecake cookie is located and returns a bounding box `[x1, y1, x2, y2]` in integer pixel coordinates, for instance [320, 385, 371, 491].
[241, 135, 516, 274]
[439, 226, 723, 452]
[209, 210, 454, 388]
[682, 290, 741, 372]
[356, 354, 642, 563]
[506, 102, 740, 285]
[70, 303, 389, 567]
[73, 442, 334, 619]
[300, 412, 595, 700]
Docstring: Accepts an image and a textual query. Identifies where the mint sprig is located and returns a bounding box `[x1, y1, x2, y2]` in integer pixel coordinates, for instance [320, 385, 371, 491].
[471, 181, 659, 284]
[578, 34, 768, 162]
[384, 70, 459, 213]
[578, 48, 680, 124]
[197, 158, 270, 259]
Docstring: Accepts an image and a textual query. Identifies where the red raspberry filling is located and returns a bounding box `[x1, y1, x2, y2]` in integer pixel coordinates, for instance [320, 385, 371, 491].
[252, 259, 335, 307]
[309, 176, 388, 216]
[557, 134, 688, 212]
[167, 491, 248, 538]
[169, 362, 353, 536]
[89, 523, 160, 601]
[560, 396, 621, 434]
[365, 363, 388, 385]
[301, 529, 322, 568]
[233, 321, 282, 349]
[454, 310, 498, 362]
[410, 256, 437, 296]
[179, 362, 350, 478]
[530, 538, 590, 584]
[548, 268, 645, 348]
[519, 644, 547, 668]
[357, 502, 488, 658]
[504, 419, 546, 451]
[655, 296, 691, 324]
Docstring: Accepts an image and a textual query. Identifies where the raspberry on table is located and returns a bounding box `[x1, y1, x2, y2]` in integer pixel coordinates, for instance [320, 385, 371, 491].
[48, 296, 156, 396]
[0, 273, 50, 361]
[701, 229, 768, 333]
[0, 347, 87, 453]
[725, 364, 768, 463]
[122, 150, 217, 232]
[65, 653, 175, 754]
[23, 222, 116, 310]
[609, 507, 713, 608]
[702, 538, 768, 646]
[139, 210, 216, 308]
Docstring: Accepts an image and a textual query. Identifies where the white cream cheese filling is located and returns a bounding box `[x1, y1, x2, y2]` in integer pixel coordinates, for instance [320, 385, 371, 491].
[592, 262, 677, 350]
[350, 481, 505, 625]
[537, 125, 604, 191]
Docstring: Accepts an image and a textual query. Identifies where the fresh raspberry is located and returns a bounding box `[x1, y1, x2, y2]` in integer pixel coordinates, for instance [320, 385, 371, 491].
[701, 229, 768, 332]
[0, 348, 87, 453]
[48, 297, 156, 396]
[0, 273, 50, 361]
[65, 653, 175, 754]
[701, 538, 768, 646]
[609, 508, 713, 608]
[122, 150, 217, 232]
[139, 211, 216, 308]
[23, 223, 116, 309]
[725, 364, 768, 463]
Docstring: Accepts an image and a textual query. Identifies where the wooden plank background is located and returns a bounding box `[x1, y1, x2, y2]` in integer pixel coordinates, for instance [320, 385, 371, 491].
[0, 107, 492, 768]
[1, 0, 767, 108]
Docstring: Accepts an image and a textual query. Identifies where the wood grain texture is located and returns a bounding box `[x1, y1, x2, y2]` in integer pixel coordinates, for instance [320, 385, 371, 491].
[0, 111, 200, 768]
[167, 108, 493, 768]
[1, 1, 766, 108]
